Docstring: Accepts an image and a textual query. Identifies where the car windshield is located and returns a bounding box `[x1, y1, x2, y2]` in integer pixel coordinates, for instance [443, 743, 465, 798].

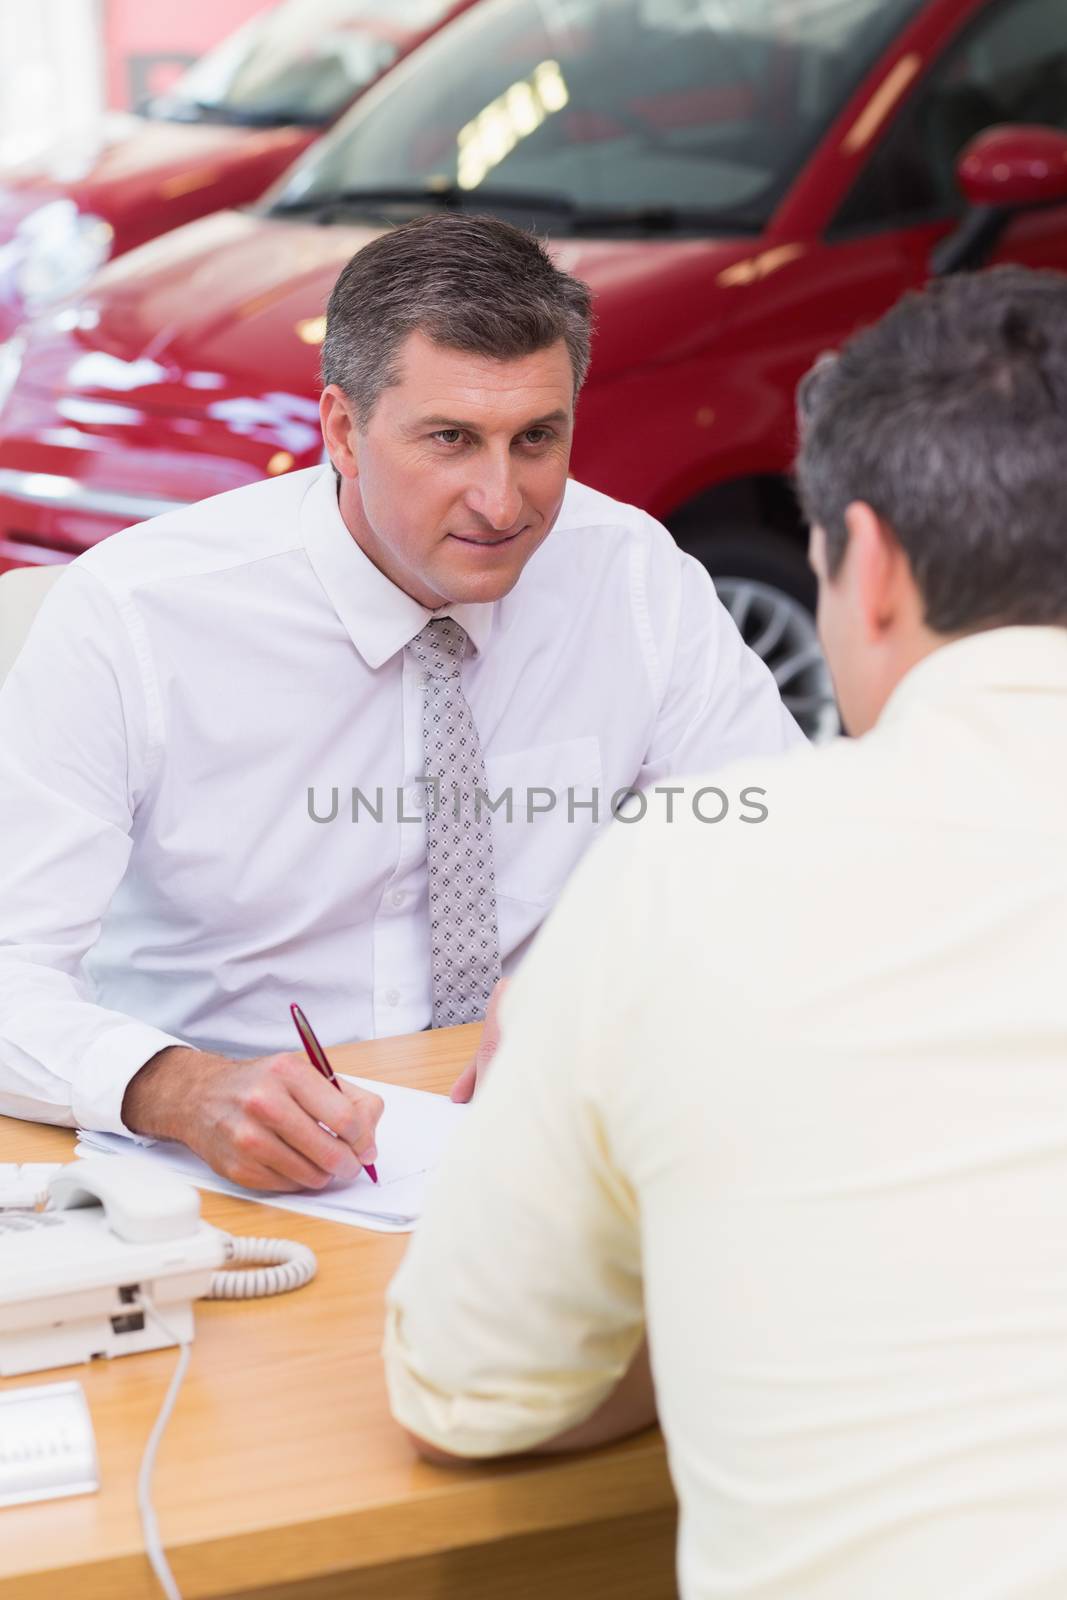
[151, 0, 455, 127]
[267, 0, 925, 229]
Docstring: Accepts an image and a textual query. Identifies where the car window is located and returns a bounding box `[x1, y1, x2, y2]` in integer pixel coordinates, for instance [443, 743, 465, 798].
[269, 0, 925, 231]
[155, 0, 455, 126]
[835, 0, 1067, 233]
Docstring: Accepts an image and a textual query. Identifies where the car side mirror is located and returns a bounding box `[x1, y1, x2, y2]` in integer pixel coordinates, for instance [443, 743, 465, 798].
[931, 124, 1067, 275]
[927, 124, 1067, 275]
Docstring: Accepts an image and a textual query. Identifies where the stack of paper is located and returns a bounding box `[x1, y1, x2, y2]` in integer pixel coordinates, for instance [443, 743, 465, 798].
[76, 1075, 467, 1233]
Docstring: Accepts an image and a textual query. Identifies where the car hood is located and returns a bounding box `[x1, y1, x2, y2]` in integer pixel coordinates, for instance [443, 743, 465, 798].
[0, 114, 310, 235]
[16, 208, 761, 411]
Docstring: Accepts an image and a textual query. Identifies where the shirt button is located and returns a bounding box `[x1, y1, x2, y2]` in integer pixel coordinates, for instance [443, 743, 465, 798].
[391, 890, 406, 908]
[386, 989, 400, 1007]
[409, 787, 425, 810]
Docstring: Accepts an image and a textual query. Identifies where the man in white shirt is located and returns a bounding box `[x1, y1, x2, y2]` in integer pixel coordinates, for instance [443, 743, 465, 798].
[0, 213, 799, 1191]
[384, 266, 1067, 1597]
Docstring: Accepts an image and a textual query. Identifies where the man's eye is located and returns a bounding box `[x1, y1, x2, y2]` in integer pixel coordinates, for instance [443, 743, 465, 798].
[522, 428, 551, 445]
[433, 429, 464, 446]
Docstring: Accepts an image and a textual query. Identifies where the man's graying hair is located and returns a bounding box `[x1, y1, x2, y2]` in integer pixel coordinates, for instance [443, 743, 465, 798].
[322, 213, 593, 423]
[795, 266, 1067, 633]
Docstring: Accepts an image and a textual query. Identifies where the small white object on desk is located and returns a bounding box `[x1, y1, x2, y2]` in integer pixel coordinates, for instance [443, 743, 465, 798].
[0, 1381, 99, 1508]
[0, 1164, 63, 1209]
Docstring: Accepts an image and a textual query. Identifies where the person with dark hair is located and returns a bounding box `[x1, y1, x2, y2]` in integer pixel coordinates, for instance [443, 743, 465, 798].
[384, 266, 1067, 1598]
[0, 213, 799, 1187]
[794, 266, 1067, 730]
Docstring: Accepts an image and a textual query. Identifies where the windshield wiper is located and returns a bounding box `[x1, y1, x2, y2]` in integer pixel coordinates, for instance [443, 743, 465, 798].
[267, 183, 760, 234]
[156, 96, 325, 129]
[267, 183, 584, 219]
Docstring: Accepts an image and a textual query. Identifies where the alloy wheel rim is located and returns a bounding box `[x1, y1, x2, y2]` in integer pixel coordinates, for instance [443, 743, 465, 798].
[714, 576, 840, 743]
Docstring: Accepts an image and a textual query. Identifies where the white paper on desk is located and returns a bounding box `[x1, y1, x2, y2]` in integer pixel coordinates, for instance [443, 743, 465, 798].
[74, 1075, 467, 1234]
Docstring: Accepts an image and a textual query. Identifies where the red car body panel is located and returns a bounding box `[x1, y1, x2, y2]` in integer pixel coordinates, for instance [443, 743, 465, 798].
[0, 120, 316, 347]
[2, 0, 1067, 576]
[0, 119, 316, 252]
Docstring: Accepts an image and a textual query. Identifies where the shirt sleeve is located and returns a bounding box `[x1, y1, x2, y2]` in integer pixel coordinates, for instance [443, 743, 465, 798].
[636, 529, 807, 786]
[0, 564, 186, 1134]
[383, 835, 646, 1457]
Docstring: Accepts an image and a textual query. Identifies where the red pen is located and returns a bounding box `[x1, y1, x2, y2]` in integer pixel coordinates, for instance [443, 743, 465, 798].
[290, 1002, 379, 1184]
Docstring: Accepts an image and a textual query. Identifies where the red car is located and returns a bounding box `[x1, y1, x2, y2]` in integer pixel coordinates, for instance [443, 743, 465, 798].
[2, 0, 1067, 738]
[0, 0, 469, 343]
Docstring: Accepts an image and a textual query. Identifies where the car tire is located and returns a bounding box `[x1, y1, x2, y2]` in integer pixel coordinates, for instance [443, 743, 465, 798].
[671, 525, 841, 743]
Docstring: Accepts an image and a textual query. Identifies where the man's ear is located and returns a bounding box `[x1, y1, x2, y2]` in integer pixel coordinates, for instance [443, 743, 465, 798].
[843, 500, 902, 640]
[319, 384, 360, 479]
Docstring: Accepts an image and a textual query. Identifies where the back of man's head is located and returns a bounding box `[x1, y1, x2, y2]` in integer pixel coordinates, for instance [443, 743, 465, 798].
[322, 212, 593, 426]
[796, 266, 1067, 634]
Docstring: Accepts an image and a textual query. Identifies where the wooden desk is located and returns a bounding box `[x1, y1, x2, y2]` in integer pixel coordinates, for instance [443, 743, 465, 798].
[0, 1027, 676, 1599]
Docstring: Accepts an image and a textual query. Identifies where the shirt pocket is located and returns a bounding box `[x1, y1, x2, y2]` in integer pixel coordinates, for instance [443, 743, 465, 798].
[483, 735, 604, 911]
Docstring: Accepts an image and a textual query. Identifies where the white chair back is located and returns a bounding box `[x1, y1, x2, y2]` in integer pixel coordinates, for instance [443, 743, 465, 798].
[0, 565, 65, 688]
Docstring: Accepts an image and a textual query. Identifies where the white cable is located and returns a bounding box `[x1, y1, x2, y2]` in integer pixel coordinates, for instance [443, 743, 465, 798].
[130, 1241, 316, 1599]
[137, 1292, 190, 1600]
[133, 1242, 316, 1598]
[207, 1234, 317, 1299]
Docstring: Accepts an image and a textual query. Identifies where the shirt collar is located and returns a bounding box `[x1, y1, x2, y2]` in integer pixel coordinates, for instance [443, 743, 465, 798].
[300, 465, 495, 669]
[879, 625, 1067, 727]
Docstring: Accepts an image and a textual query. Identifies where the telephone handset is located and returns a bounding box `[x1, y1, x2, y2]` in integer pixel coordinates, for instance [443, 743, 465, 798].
[0, 1156, 317, 1376]
[49, 1154, 204, 1242]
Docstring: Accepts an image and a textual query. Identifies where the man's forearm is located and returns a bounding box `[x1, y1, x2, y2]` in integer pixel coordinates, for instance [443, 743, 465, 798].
[408, 1337, 656, 1465]
[0, 939, 188, 1133]
[529, 1336, 656, 1454]
[121, 1045, 220, 1138]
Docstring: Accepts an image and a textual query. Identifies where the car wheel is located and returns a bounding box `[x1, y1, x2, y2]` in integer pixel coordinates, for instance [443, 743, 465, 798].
[677, 529, 841, 743]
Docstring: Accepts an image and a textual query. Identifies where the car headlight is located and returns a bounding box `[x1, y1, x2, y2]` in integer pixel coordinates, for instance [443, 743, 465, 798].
[0, 334, 25, 419]
[13, 200, 114, 313]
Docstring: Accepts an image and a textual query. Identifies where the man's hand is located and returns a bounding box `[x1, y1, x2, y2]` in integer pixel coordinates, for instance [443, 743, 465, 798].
[450, 977, 510, 1103]
[122, 1046, 384, 1192]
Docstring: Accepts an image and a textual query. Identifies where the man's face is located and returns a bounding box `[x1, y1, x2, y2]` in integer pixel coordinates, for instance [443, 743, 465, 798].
[324, 331, 575, 609]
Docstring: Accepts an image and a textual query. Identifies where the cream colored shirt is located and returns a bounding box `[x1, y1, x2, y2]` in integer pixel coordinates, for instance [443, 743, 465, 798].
[385, 626, 1067, 1600]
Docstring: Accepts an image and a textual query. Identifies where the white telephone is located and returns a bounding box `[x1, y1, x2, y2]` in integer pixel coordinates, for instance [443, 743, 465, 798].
[0, 1157, 316, 1377]
[0, 1157, 316, 1600]
[0, 1157, 226, 1376]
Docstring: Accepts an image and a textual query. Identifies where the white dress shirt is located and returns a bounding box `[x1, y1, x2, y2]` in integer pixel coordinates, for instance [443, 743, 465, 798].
[385, 627, 1067, 1600]
[0, 464, 798, 1134]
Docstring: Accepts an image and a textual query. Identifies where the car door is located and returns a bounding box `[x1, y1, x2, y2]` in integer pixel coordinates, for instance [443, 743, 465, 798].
[742, 0, 1067, 556]
[832, 0, 1067, 277]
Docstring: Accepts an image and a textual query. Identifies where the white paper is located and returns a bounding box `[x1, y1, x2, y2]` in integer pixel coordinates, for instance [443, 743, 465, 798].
[75, 1075, 467, 1233]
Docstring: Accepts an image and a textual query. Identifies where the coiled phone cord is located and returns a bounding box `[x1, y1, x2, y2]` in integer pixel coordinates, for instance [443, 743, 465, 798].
[208, 1232, 317, 1299]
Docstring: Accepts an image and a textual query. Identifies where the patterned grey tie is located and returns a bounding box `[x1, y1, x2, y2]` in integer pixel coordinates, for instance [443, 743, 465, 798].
[406, 617, 501, 1027]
